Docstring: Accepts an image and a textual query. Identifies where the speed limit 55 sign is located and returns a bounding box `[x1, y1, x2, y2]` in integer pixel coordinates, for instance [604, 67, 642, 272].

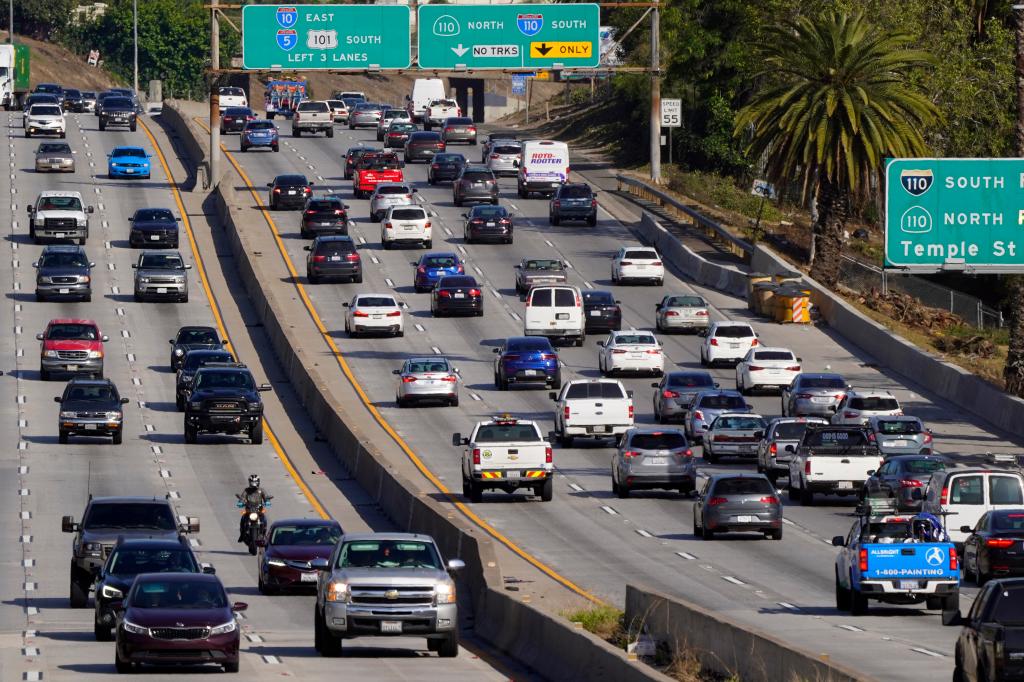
[660, 98, 681, 128]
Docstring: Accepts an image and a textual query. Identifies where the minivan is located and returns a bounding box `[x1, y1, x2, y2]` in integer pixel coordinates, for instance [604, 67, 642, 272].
[524, 285, 585, 346]
[922, 466, 1024, 545]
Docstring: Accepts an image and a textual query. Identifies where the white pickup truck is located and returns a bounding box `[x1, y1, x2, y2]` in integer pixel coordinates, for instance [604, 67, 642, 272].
[453, 415, 553, 502]
[551, 379, 634, 447]
[787, 425, 883, 505]
[424, 98, 461, 130]
[291, 100, 334, 138]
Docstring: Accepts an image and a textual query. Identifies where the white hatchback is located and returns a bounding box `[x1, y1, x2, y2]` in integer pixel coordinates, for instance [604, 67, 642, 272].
[735, 346, 801, 395]
[369, 183, 417, 222]
[700, 321, 759, 366]
[381, 205, 431, 250]
[612, 247, 664, 285]
[598, 329, 665, 376]
[830, 389, 903, 425]
[343, 293, 404, 338]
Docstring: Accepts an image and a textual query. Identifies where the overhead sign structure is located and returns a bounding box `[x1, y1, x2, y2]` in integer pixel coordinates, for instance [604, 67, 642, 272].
[418, 4, 601, 70]
[660, 98, 681, 127]
[241, 4, 411, 70]
[885, 158, 1024, 273]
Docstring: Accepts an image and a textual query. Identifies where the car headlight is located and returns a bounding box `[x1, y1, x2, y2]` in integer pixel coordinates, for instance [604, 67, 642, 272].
[38, 276, 52, 284]
[78, 219, 87, 227]
[174, 348, 184, 356]
[326, 581, 349, 603]
[101, 584, 123, 600]
[139, 277, 150, 283]
[80, 275, 90, 283]
[35, 218, 43, 226]
[267, 558, 286, 567]
[209, 619, 237, 636]
[43, 350, 58, 358]
[60, 411, 77, 419]
[122, 619, 148, 635]
[189, 401, 201, 410]
[105, 411, 121, 421]
[110, 163, 119, 168]
[434, 582, 457, 604]
[83, 542, 103, 556]
[87, 350, 103, 359]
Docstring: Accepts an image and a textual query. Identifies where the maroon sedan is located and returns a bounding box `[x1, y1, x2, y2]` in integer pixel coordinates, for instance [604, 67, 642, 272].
[114, 573, 246, 673]
[257, 518, 342, 594]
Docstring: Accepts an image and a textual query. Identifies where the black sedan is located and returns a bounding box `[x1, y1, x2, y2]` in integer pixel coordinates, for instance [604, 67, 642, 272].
[581, 289, 622, 332]
[300, 196, 349, 238]
[963, 510, 1024, 585]
[404, 131, 445, 163]
[343, 146, 377, 180]
[169, 325, 226, 370]
[220, 106, 255, 134]
[860, 454, 949, 511]
[428, 152, 466, 184]
[129, 207, 180, 248]
[267, 174, 314, 210]
[431, 275, 483, 317]
[462, 205, 513, 244]
[384, 122, 418, 149]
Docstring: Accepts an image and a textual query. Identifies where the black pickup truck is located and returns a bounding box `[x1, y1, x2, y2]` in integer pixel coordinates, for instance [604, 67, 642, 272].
[948, 576, 1024, 681]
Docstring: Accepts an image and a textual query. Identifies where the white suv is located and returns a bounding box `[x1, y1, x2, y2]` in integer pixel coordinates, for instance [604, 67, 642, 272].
[612, 246, 664, 285]
[830, 389, 902, 425]
[699, 321, 758, 366]
[381, 205, 431, 250]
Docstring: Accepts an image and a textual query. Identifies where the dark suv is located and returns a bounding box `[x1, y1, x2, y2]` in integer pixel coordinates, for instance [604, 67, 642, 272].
[34, 244, 94, 302]
[93, 537, 210, 640]
[129, 207, 180, 248]
[300, 196, 349, 238]
[344, 146, 377, 180]
[98, 96, 138, 131]
[176, 349, 236, 411]
[63, 87, 84, 112]
[549, 183, 598, 226]
[56, 378, 128, 444]
[184, 363, 271, 444]
[268, 174, 314, 210]
[62, 496, 199, 608]
[169, 325, 226, 370]
[305, 235, 362, 284]
[453, 164, 498, 206]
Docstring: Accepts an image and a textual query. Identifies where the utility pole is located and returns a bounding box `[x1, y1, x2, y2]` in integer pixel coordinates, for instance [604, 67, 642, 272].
[1005, 4, 1024, 395]
[649, 3, 661, 184]
[133, 0, 139, 95]
[210, 0, 220, 189]
[8, 0, 12, 44]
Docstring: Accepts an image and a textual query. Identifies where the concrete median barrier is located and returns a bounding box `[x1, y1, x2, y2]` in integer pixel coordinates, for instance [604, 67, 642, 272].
[162, 99, 668, 682]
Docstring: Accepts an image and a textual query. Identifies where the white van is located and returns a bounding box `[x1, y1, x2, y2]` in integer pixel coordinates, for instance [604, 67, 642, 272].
[922, 466, 1024, 544]
[517, 140, 570, 198]
[406, 78, 446, 122]
[524, 285, 585, 346]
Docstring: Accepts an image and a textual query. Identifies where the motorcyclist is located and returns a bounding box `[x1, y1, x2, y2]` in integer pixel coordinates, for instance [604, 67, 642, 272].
[237, 474, 273, 542]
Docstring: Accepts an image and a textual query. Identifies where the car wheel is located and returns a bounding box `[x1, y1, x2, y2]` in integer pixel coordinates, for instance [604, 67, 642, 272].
[835, 571, 851, 611]
[250, 420, 264, 445]
[616, 480, 629, 499]
[769, 529, 782, 540]
[112, 429, 122, 445]
[184, 422, 198, 444]
[94, 618, 114, 641]
[449, 395, 459, 407]
[69, 570, 89, 608]
[352, 272, 363, 284]
[468, 482, 483, 503]
[551, 214, 560, 226]
[437, 629, 459, 658]
[382, 238, 392, 250]
[539, 478, 553, 502]
[59, 430, 69, 444]
[701, 524, 714, 541]
[114, 649, 133, 673]
[308, 271, 320, 284]
[223, 660, 240, 673]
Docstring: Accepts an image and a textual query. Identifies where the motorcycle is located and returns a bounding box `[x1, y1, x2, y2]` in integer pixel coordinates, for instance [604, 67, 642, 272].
[236, 497, 270, 555]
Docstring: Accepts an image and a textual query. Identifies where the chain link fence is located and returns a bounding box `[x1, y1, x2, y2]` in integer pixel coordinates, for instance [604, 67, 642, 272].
[838, 257, 1004, 329]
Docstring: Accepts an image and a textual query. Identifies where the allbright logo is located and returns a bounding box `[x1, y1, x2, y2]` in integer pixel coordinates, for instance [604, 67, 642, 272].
[925, 547, 945, 566]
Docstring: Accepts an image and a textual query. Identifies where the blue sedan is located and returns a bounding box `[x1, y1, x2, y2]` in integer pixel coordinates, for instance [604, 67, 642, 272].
[493, 336, 560, 390]
[107, 146, 151, 179]
[413, 252, 464, 293]
[240, 119, 279, 152]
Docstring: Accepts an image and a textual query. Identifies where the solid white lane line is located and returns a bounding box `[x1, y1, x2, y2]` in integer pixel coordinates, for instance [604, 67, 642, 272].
[431, 346, 442, 354]
[470, 393, 482, 401]
[837, 624, 864, 632]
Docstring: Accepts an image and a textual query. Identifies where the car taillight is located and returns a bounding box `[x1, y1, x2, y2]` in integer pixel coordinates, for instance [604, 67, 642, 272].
[591, 198, 597, 207]
[468, 126, 476, 132]
[273, 188, 281, 193]
[923, 432, 933, 444]
[950, 547, 958, 571]
[553, 200, 561, 208]
[628, 404, 634, 419]
[345, 253, 360, 262]
[708, 497, 727, 506]
[940, 486, 949, 505]
[438, 290, 451, 298]
[899, 479, 923, 488]
[835, 393, 846, 401]
[436, 143, 445, 149]
[305, 209, 317, 215]
[662, 389, 679, 399]
[623, 450, 640, 458]
[312, 255, 326, 262]
[665, 311, 679, 317]
[472, 448, 481, 465]
[680, 449, 693, 457]
[389, 133, 401, 137]
[490, 154, 500, 159]
[418, 266, 426, 273]
[431, 163, 440, 169]
[501, 354, 521, 362]
[619, 261, 633, 266]
[769, 443, 777, 457]
[563, 406, 570, 420]
[611, 349, 627, 354]
[709, 338, 718, 346]
[402, 376, 417, 383]
[652, 261, 662, 266]
[694, 410, 704, 421]
[335, 210, 345, 216]
[646, 349, 662, 354]
[384, 222, 394, 230]
[440, 376, 457, 383]
[540, 353, 557, 360]
[859, 548, 868, 572]
[353, 311, 369, 317]
[386, 311, 401, 317]
[760, 496, 779, 504]
[457, 265, 465, 273]
[843, 411, 858, 418]
[304, 187, 312, 194]
[987, 538, 1015, 548]
[545, 446, 552, 464]
[805, 460, 812, 475]
[696, 310, 709, 316]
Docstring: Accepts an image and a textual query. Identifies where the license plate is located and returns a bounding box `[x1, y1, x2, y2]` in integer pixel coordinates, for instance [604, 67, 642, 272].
[735, 515, 755, 523]
[150, 234, 160, 240]
[838, 481, 853, 489]
[898, 580, 917, 590]
[486, 221, 496, 227]
[635, 264, 646, 269]
[55, 232, 65, 238]
[372, 314, 383, 319]
[157, 287, 167, 294]
[589, 310, 600, 316]
[811, 397, 830, 404]
[329, 256, 341, 261]
[729, 343, 740, 349]
[59, 288, 70, 294]
[646, 457, 668, 465]
[593, 425, 609, 433]
[66, 364, 78, 371]
[403, 225, 416, 230]
[287, 190, 296, 195]
[556, 313, 569, 320]
[630, 352, 643, 358]
[524, 369, 537, 376]
[85, 424, 97, 430]
[505, 470, 521, 479]
[125, 169, 134, 174]
[890, 439, 911, 447]
[380, 621, 403, 634]
[300, 572, 318, 583]
[454, 293, 465, 298]
[741, 444, 756, 452]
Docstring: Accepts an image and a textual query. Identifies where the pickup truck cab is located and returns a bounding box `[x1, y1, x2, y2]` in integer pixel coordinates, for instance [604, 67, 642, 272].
[453, 415, 553, 502]
[948, 577, 1024, 682]
[291, 100, 334, 138]
[353, 152, 404, 199]
[788, 425, 883, 505]
[833, 500, 959, 615]
[551, 379, 634, 447]
[424, 98, 461, 130]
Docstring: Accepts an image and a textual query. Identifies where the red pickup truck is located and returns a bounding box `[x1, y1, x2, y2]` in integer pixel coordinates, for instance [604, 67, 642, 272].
[353, 152, 404, 198]
[38, 318, 108, 380]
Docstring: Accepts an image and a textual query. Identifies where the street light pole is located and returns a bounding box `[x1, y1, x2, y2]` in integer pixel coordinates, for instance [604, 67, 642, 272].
[649, 3, 661, 184]
[8, 0, 13, 44]
[210, 0, 220, 189]
[133, 0, 139, 95]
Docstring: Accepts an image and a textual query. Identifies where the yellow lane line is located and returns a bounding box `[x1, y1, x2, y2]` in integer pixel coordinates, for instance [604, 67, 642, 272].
[139, 117, 329, 521]
[196, 117, 604, 604]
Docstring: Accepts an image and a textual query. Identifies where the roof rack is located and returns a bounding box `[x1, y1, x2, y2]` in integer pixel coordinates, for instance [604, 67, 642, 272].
[855, 498, 901, 519]
[986, 452, 1024, 468]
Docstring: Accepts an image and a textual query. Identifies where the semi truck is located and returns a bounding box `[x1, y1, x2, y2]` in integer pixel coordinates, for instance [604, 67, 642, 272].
[0, 43, 31, 110]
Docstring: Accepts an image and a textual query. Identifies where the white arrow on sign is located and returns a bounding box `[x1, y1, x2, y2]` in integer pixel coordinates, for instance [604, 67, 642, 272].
[451, 44, 469, 57]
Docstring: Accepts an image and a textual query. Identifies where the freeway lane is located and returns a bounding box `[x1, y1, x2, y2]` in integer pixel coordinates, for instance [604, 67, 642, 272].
[216, 118, 1021, 679]
[0, 110, 512, 680]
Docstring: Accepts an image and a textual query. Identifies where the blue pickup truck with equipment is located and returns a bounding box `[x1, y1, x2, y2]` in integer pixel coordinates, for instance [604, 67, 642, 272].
[833, 500, 960, 615]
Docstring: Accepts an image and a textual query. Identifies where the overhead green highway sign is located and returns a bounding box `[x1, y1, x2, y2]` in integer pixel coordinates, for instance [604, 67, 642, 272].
[417, 4, 601, 70]
[241, 4, 411, 70]
[885, 158, 1024, 273]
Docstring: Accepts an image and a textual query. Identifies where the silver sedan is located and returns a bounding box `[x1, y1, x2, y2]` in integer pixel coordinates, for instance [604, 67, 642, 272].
[655, 294, 709, 333]
[780, 372, 849, 417]
[393, 356, 460, 407]
[34, 141, 75, 172]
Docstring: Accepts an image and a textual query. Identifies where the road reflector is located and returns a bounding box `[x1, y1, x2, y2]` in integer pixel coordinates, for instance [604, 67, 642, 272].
[530, 41, 592, 59]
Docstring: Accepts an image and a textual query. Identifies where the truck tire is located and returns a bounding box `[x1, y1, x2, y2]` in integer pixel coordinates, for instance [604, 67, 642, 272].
[70, 567, 89, 608]
[437, 630, 459, 658]
[250, 420, 264, 445]
[318, 610, 343, 657]
[835, 571, 851, 611]
[850, 586, 868, 615]
[539, 477, 553, 502]
[326, 127, 334, 138]
[184, 422, 198, 444]
[558, 429, 573, 448]
[468, 482, 483, 504]
[800, 484, 814, 506]
[942, 592, 960, 612]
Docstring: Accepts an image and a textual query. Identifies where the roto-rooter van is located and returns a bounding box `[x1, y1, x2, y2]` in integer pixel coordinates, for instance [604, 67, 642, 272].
[517, 140, 570, 198]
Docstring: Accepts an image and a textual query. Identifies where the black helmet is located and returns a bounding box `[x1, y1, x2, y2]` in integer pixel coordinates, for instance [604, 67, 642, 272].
[248, 474, 260, 488]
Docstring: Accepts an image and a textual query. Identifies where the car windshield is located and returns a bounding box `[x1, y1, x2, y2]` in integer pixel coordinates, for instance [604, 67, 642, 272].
[354, 103, 379, 111]
[628, 432, 688, 450]
[113, 148, 146, 158]
[131, 580, 228, 609]
[525, 260, 561, 271]
[337, 540, 443, 570]
[438, 276, 476, 288]
[38, 143, 71, 154]
[863, 521, 913, 543]
[220, 87, 244, 96]
[560, 185, 592, 198]
[613, 334, 656, 346]
[474, 424, 541, 442]
[493, 145, 521, 154]
[65, 384, 116, 401]
[406, 360, 451, 373]
[623, 249, 658, 259]
[753, 351, 795, 361]
[38, 196, 83, 211]
[667, 373, 714, 388]
[84, 503, 177, 530]
[990, 587, 1024, 624]
[270, 524, 341, 546]
[224, 107, 249, 116]
[804, 429, 869, 447]
[390, 123, 417, 132]
[471, 207, 508, 219]
[435, 154, 465, 164]
[183, 352, 234, 370]
[194, 371, 255, 390]
[773, 422, 816, 439]
[104, 97, 133, 108]
[47, 323, 98, 340]
[248, 121, 275, 130]
[698, 394, 746, 409]
[992, 512, 1024, 531]
[583, 291, 615, 305]
[31, 105, 61, 116]
[391, 208, 425, 220]
[713, 478, 774, 496]
[850, 397, 899, 411]
[277, 175, 307, 186]
[714, 416, 766, 430]
[877, 419, 922, 435]
[714, 325, 755, 339]
[307, 200, 341, 211]
[411, 132, 441, 141]
[461, 171, 492, 182]
[447, 117, 472, 125]
[40, 251, 88, 268]
[108, 548, 198, 576]
[424, 256, 457, 268]
[564, 382, 626, 399]
[377, 185, 410, 195]
[798, 376, 846, 389]
[178, 329, 219, 345]
[298, 102, 329, 112]
[506, 338, 553, 352]
[355, 296, 397, 308]
[134, 209, 174, 222]
[140, 254, 184, 269]
[902, 458, 946, 474]
[664, 296, 705, 307]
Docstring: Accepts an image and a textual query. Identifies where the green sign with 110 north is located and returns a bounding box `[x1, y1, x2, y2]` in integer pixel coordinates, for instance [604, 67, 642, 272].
[241, 5, 411, 70]
[885, 158, 1024, 273]
[418, 4, 600, 69]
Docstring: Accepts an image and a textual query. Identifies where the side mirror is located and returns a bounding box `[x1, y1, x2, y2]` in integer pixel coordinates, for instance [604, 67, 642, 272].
[627, 390, 634, 398]
[120, 397, 129, 404]
[713, 383, 720, 388]
[87, 206, 95, 214]
[942, 610, 963, 627]
[549, 392, 558, 401]
[89, 262, 96, 268]
[342, 302, 350, 308]
[304, 245, 311, 251]
[131, 264, 138, 269]
[596, 341, 605, 347]
[184, 517, 200, 533]
[25, 205, 32, 213]
[266, 182, 273, 188]
[311, 557, 330, 571]
[447, 559, 465, 572]
[412, 188, 418, 193]
[392, 369, 401, 375]
[831, 535, 846, 547]
[36, 333, 44, 340]
[258, 384, 272, 392]
[461, 213, 468, 218]
[169, 339, 175, 344]
[102, 335, 110, 342]
[54, 396, 62, 403]
[784, 445, 795, 453]
[231, 602, 248, 613]
[201, 563, 216, 575]
[650, 383, 659, 388]
[185, 264, 193, 270]
[960, 525, 973, 534]
[866, 470, 876, 476]
[451, 433, 462, 447]
[61, 515, 78, 533]
[309, 181, 315, 186]
[797, 357, 803, 363]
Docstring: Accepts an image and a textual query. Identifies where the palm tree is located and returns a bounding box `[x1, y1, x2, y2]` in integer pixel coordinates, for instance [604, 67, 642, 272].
[734, 11, 938, 285]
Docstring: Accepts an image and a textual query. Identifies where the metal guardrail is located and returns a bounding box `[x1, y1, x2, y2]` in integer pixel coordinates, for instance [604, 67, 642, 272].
[616, 173, 753, 260]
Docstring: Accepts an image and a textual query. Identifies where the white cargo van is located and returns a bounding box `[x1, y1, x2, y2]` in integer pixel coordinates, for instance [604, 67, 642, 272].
[517, 140, 570, 198]
[406, 78, 446, 122]
[524, 285, 584, 346]
[922, 466, 1024, 544]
